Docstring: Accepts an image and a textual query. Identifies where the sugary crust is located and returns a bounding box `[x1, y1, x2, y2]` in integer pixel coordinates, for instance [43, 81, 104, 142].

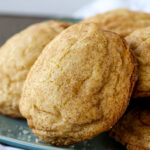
[0, 20, 71, 118]
[20, 23, 137, 145]
[110, 101, 150, 150]
[126, 27, 150, 98]
[127, 144, 148, 150]
[82, 9, 150, 37]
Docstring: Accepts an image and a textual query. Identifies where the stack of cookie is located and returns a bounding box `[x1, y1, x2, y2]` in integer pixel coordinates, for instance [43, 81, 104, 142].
[0, 9, 150, 150]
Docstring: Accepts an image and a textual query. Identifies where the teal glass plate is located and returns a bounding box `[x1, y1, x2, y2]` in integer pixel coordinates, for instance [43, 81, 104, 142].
[0, 114, 125, 150]
[0, 16, 126, 150]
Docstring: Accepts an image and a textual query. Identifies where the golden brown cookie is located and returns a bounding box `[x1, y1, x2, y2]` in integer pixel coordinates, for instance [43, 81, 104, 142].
[126, 27, 150, 98]
[110, 101, 150, 150]
[20, 22, 137, 145]
[0, 20, 71, 118]
[82, 9, 150, 37]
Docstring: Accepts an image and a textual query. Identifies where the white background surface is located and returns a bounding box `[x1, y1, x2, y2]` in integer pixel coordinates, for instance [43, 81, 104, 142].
[0, 0, 94, 17]
[1, 0, 150, 19]
[74, 0, 150, 18]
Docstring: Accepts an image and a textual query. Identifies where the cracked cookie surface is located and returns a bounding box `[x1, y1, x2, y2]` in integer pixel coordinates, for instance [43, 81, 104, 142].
[110, 101, 150, 150]
[126, 27, 150, 98]
[82, 9, 150, 37]
[20, 23, 137, 145]
[0, 20, 71, 118]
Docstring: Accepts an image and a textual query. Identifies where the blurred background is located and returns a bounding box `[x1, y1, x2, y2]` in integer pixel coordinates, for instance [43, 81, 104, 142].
[1, 0, 150, 19]
[0, 0, 93, 18]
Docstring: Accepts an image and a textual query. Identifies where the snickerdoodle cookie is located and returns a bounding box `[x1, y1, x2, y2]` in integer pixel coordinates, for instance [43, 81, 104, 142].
[126, 27, 150, 98]
[110, 101, 150, 150]
[82, 9, 150, 37]
[0, 20, 71, 118]
[20, 23, 137, 145]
